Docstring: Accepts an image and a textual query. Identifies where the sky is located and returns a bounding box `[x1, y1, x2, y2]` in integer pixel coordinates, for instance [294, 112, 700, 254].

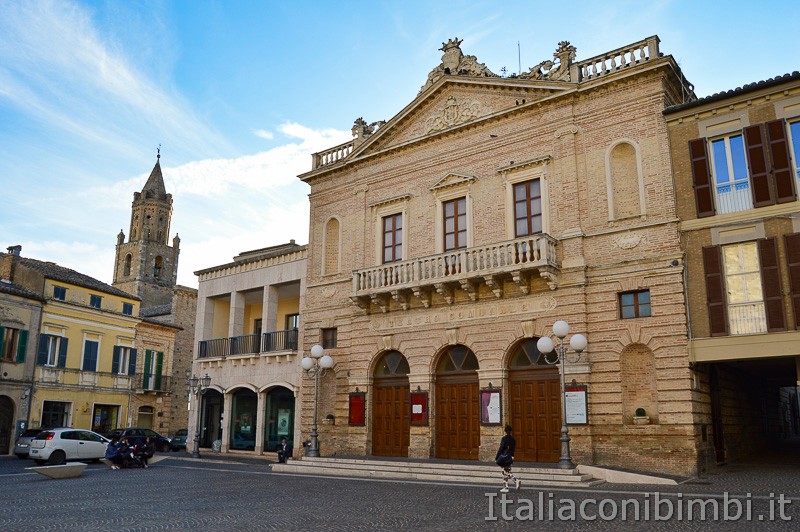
[1, 0, 798, 288]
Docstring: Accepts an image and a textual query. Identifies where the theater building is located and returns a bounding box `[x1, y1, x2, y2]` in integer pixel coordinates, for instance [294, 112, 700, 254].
[665, 71, 800, 468]
[297, 36, 702, 475]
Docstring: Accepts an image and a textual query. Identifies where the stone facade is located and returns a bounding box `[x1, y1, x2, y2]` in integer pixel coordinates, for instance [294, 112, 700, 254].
[665, 72, 800, 470]
[297, 36, 702, 475]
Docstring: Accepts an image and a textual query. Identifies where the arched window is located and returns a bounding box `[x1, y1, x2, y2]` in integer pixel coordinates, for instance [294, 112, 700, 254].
[436, 345, 479, 373]
[374, 351, 410, 377]
[606, 140, 645, 220]
[153, 256, 163, 278]
[620, 344, 659, 424]
[507, 338, 551, 368]
[123, 254, 132, 276]
[324, 218, 340, 274]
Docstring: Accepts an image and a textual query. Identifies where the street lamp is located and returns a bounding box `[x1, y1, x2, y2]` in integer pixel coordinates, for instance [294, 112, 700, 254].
[301, 344, 334, 457]
[536, 320, 587, 469]
[186, 372, 211, 459]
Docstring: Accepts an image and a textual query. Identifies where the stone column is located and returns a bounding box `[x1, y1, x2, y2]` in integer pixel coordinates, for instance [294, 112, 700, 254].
[407, 372, 433, 459]
[477, 368, 506, 461]
[262, 285, 279, 333]
[196, 295, 214, 342]
[221, 391, 233, 453]
[229, 291, 245, 338]
[255, 389, 266, 453]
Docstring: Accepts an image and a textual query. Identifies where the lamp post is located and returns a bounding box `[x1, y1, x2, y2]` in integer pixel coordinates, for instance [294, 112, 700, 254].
[536, 320, 587, 469]
[301, 344, 334, 457]
[187, 372, 211, 459]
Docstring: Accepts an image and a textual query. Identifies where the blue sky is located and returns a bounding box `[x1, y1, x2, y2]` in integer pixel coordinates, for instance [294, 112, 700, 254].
[1, 0, 797, 287]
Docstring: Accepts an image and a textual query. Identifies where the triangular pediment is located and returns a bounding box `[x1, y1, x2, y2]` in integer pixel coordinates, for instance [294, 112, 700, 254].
[430, 172, 477, 192]
[350, 78, 571, 160]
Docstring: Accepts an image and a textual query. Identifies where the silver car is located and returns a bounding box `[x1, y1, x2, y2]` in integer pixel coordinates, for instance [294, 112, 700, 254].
[29, 428, 110, 465]
[14, 428, 44, 458]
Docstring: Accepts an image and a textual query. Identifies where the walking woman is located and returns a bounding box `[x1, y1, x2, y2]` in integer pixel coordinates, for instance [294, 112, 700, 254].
[495, 424, 521, 493]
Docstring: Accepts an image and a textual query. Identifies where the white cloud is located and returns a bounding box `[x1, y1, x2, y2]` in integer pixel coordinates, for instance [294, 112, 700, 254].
[254, 129, 274, 140]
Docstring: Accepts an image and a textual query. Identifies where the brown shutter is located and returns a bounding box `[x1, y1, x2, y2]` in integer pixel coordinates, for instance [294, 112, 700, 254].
[786, 233, 800, 329]
[766, 119, 798, 204]
[703, 245, 729, 336]
[689, 139, 716, 218]
[744, 124, 774, 207]
[758, 237, 787, 332]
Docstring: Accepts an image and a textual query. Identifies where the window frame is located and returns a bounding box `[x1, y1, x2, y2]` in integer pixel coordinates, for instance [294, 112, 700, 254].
[371, 197, 409, 265]
[122, 303, 133, 316]
[512, 179, 543, 238]
[321, 328, 337, 349]
[1, 327, 20, 361]
[442, 197, 467, 252]
[787, 118, 800, 190]
[89, 295, 102, 309]
[45, 335, 62, 366]
[381, 212, 403, 264]
[117, 346, 131, 375]
[285, 313, 300, 330]
[53, 286, 66, 301]
[707, 132, 752, 214]
[721, 241, 767, 335]
[618, 290, 651, 319]
[504, 164, 550, 239]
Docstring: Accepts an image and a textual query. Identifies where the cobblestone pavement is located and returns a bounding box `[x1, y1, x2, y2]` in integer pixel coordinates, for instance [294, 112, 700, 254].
[1, 451, 799, 531]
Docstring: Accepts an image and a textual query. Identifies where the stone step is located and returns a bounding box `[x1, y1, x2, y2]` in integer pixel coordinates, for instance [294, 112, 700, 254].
[271, 459, 605, 488]
[300, 456, 584, 476]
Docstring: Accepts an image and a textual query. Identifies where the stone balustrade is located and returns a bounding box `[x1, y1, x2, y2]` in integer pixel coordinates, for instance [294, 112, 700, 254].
[575, 35, 660, 81]
[312, 140, 355, 169]
[351, 234, 559, 311]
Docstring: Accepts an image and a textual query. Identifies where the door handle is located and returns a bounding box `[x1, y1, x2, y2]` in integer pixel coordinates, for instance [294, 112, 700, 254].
[79, 442, 85, 445]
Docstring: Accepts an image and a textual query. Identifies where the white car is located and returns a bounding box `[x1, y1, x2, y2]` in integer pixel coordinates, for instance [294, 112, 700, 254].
[29, 428, 110, 465]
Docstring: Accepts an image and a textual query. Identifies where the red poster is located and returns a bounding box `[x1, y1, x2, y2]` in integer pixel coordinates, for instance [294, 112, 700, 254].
[410, 392, 428, 426]
[349, 393, 365, 426]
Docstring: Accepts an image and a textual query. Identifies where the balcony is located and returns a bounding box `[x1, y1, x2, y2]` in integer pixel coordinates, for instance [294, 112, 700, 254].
[197, 329, 299, 359]
[351, 234, 559, 312]
[35, 366, 134, 391]
[132, 374, 173, 394]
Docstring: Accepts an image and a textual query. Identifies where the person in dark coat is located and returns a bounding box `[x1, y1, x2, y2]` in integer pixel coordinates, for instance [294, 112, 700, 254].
[105, 437, 123, 470]
[277, 437, 292, 463]
[496, 424, 521, 492]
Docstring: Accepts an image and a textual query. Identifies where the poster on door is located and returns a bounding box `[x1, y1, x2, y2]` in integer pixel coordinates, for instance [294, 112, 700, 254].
[277, 409, 290, 436]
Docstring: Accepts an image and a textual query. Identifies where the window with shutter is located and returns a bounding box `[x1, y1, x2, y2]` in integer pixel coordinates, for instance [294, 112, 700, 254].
[758, 237, 787, 332]
[82, 340, 99, 372]
[708, 133, 752, 214]
[703, 246, 729, 336]
[154, 351, 163, 390]
[786, 233, 800, 329]
[722, 242, 767, 335]
[770, 119, 799, 203]
[16, 329, 28, 363]
[689, 139, 716, 218]
[743, 125, 773, 208]
[1, 326, 20, 362]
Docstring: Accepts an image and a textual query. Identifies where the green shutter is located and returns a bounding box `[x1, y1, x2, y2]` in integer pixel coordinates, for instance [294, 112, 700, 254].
[143, 350, 152, 389]
[16, 330, 28, 363]
[155, 351, 163, 390]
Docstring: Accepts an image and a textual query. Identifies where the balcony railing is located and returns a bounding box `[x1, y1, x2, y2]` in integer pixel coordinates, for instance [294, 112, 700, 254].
[197, 329, 299, 359]
[728, 303, 767, 335]
[132, 374, 173, 394]
[351, 234, 559, 311]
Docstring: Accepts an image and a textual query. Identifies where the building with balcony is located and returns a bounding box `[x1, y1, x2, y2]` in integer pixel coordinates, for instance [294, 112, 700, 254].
[665, 71, 800, 467]
[191, 241, 306, 455]
[298, 36, 700, 475]
[0, 247, 44, 455]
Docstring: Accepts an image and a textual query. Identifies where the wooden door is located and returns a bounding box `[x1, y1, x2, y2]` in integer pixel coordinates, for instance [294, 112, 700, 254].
[435, 375, 479, 460]
[509, 368, 561, 462]
[372, 379, 410, 456]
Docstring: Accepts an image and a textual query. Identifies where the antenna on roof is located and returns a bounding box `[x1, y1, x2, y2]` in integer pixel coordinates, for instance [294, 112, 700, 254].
[517, 41, 521, 75]
[157, 144, 161, 160]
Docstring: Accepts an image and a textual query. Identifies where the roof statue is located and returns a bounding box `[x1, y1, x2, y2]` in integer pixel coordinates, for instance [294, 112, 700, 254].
[519, 41, 577, 82]
[352, 117, 386, 146]
[420, 38, 497, 93]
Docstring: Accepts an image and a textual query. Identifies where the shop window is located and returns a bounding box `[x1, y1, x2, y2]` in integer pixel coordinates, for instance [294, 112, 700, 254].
[321, 328, 337, 349]
[619, 290, 651, 319]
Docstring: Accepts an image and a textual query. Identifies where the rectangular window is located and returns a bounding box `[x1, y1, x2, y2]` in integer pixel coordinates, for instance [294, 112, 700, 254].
[710, 134, 752, 214]
[45, 335, 62, 366]
[443, 197, 467, 251]
[53, 286, 66, 300]
[321, 328, 337, 349]
[122, 303, 133, 316]
[619, 290, 651, 319]
[789, 120, 800, 192]
[90, 295, 102, 309]
[285, 314, 299, 330]
[513, 180, 542, 237]
[723, 242, 766, 334]
[82, 340, 99, 372]
[1, 327, 20, 361]
[382, 213, 403, 263]
[117, 347, 131, 375]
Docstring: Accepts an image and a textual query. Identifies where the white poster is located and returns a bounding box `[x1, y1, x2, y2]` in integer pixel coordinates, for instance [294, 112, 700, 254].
[487, 392, 501, 424]
[565, 387, 588, 425]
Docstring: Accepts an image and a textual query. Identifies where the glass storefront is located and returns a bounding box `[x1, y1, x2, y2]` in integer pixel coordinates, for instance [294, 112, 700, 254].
[230, 389, 257, 450]
[91, 404, 119, 434]
[264, 387, 294, 452]
[42, 401, 71, 429]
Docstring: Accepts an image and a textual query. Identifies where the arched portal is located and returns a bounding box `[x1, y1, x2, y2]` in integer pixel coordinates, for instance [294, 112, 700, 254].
[507, 338, 561, 462]
[230, 388, 257, 450]
[0, 396, 13, 454]
[372, 351, 410, 457]
[264, 386, 295, 453]
[435, 345, 479, 460]
[200, 389, 223, 448]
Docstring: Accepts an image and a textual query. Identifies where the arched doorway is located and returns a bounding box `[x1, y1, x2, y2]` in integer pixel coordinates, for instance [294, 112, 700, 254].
[0, 396, 14, 455]
[200, 389, 223, 448]
[137, 406, 154, 429]
[230, 388, 257, 451]
[435, 345, 479, 460]
[264, 387, 294, 453]
[372, 351, 410, 457]
[507, 338, 561, 462]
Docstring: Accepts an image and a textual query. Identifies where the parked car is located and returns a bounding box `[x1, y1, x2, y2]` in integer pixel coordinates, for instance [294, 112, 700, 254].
[14, 428, 44, 458]
[105, 428, 171, 455]
[29, 428, 110, 465]
[170, 429, 188, 451]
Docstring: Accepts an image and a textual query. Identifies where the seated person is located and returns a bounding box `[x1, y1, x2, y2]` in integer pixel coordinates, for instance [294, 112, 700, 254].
[277, 437, 292, 463]
[105, 437, 124, 470]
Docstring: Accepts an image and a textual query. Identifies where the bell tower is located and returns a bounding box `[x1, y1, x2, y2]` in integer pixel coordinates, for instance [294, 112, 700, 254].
[113, 150, 180, 308]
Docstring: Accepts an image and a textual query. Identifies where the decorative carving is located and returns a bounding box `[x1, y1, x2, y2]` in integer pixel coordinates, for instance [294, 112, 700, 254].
[435, 283, 455, 305]
[351, 117, 386, 146]
[445, 328, 459, 346]
[520, 41, 577, 82]
[554, 125, 580, 139]
[420, 38, 498, 93]
[614, 233, 644, 250]
[349, 295, 370, 310]
[430, 172, 477, 192]
[540, 270, 558, 291]
[521, 320, 535, 338]
[483, 275, 504, 298]
[320, 285, 337, 300]
[512, 270, 531, 294]
[412, 287, 432, 308]
[381, 335, 395, 351]
[425, 96, 483, 134]
[371, 294, 390, 313]
[391, 289, 410, 311]
[459, 279, 479, 301]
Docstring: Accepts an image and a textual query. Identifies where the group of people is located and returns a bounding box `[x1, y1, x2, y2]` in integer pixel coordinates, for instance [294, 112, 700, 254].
[104, 437, 154, 470]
